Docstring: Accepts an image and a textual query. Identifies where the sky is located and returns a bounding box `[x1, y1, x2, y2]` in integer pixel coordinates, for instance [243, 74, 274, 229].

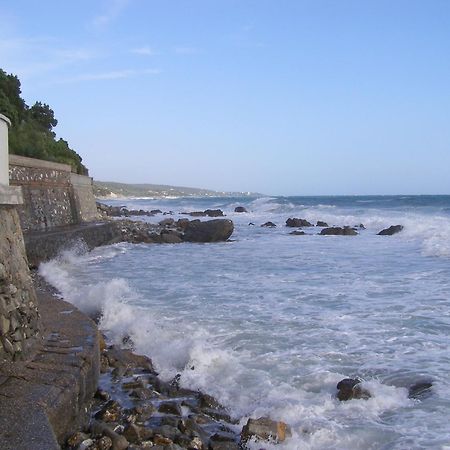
[0, 0, 449, 196]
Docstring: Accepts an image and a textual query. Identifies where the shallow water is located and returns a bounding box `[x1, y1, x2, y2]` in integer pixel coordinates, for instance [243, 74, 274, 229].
[40, 195, 450, 449]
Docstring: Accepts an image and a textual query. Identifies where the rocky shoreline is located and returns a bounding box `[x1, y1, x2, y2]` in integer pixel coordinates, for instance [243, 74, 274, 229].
[62, 309, 290, 450]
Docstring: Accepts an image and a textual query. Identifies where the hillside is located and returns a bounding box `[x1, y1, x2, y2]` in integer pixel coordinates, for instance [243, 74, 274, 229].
[93, 181, 258, 198]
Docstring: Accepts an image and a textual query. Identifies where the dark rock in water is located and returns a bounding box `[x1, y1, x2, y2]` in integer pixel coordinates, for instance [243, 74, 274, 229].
[183, 219, 234, 242]
[358, 223, 366, 229]
[336, 378, 371, 401]
[290, 230, 305, 235]
[248, 222, 255, 226]
[205, 209, 224, 217]
[151, 209, 163, 214]
[320, 227, 358, 236]
[378, 225, 404, 235]
[159, 218, 175, 227]
[408, 381, 433, 399]
[234, 206, 247, 213]
[160, 230, 183, 244]
[286, 218, 313, 227]
[176, 218, 190, 230]
[158, 401, 182, 416]
[241, 417, 291, 443]
[261, 221, 276, 227]
[316, 221, 329, 227]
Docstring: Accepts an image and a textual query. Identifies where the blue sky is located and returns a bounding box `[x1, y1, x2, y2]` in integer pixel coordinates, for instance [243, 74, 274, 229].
[1, 0, 449, 195]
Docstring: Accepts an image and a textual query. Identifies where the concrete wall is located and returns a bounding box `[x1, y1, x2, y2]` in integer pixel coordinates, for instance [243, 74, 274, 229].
[0, 206, 40, 361]
[0, 114, 10, 185]
[9, 155, 99, 231]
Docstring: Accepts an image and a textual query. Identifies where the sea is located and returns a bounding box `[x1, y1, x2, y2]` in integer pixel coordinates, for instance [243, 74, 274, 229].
[39, 195, 450, 450]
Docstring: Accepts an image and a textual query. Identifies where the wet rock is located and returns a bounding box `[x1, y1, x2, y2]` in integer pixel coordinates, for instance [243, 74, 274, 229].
[66, 431, 90, 448]
[95, 400, 123, 422]
[241, 417, 291, 444]
[289, 230, 305, 235]
[336, 378, 371, 401]
[408, 381, 433, 399]
[261, 221, 276, 227]
[153, 435, 174, 446]
[210, 441, 240, 450]
[91, 421, 129, 450]
[159, 218, 175, 227]
[176, 218, 190, 230]
[95, 388, 111, 401]
[358, 223, 366, 229]
[320, 226, 358, 236]
[123, 423, 153, 443]
[97, 436, 113, 450]
[159, 401, 182, 416]
[234, 206, 247, 213]
[377, 225, 404, 236]
[198, 393, 222, 410]
[161, 230, 183, 244]
[316, 221, 329, 227]
[106, 346, 155, 372]
[205, 209, 225, 217]
[130, 387, 155, 400]
[183, 219, 234, 243]
[122, 379, 145, 390]
[151, 209, 163, 214]
[286, 218, 313, 227]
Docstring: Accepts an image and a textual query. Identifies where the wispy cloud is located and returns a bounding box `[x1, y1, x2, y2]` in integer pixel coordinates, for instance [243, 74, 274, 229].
[64, 68, 161, 83]
[174, 46, 201, 55]
[131, 46, 158, 56]
[92, 0, 131, 29]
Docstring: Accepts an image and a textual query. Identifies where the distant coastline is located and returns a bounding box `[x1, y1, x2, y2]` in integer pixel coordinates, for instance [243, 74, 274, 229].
[93, 180, 262, 199]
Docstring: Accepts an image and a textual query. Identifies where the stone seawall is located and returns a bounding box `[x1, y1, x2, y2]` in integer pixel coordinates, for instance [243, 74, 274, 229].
[9, 154, 99, 232]
[24, 222, 120, 268]
[0, 206, 40, 361]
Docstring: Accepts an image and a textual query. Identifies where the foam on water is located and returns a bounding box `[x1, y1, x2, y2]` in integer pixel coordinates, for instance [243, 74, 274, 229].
[40, 195, 450, 449]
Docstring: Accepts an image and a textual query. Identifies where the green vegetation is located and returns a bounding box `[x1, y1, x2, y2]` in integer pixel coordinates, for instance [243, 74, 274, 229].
[0, 69, 87, 174]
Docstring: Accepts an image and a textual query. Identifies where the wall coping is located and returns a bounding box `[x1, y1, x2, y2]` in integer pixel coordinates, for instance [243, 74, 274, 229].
[0, 114, 11, 127]
[9, 154, 72, 173]
[0, 184, 23, 205]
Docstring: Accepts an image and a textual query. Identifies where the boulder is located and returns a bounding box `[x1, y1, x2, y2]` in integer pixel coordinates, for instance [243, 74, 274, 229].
[241, 417, 291, 444]
[336, 378, 371, 401]
[159, 218, 175, 227]
[377, 225, 404, 236]
[289, 230, 305, 235]
[286, 218, 313, 227]
[205, 209, 225, 217]
[320, 226, 358, 236]
[261, 221, 276, 228]
[234, 206, 247, 213]
[183, 219, 234, 242]
[316, 221, 329, 227]
[176, 218, 190, 230]
[151, 209, 163, 214]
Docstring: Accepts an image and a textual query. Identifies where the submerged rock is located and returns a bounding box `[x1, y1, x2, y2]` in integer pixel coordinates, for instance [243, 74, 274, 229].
[316, 221, 329, 227]
[408, 380, 433, 399]
[289, 230, 305, 235]
[286, 218, 313, 227]
[336, 378, 371, 401]
[320, 226, 358, 236]
[241, 417, 291, 444]
[261, 221, 277, 227]
[182, 219, 234, 242]
[377, 225, 404, 235]
[234, 206, 247, 213]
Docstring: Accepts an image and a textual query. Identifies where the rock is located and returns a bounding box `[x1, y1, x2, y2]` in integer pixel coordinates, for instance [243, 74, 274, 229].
[316, 221, 329, 227]
[289, 230, 305, 235]
[183, 219, 234, 243]
[105, 346, 155, 372]
[358, 223, 366, 229]
[151, 209, 163, 214]
[95, 388, 111, 401]
[210, 442, 240, 450]
[241, 417, 291, 444]
[336, 378, 371, 401]
[234, 206, 247, 213]
[408, 381, 433, 399]
[97, 436, 113, 450]
[377, 225, 404, 236]
[123, 423, 153, 444]
[286, 218, 313, 227]
[161, 231, 183, 244]
[159, 218, 175, 227]
[67, 431, 90, 448]
[94, 400, 122, 422]
[158, 402, 182, 416]
[261, 221, 276, 227]
[205, 209, 224, 217]
[320, 227, 358, 236]
[176, 218, 190, 230]
[129, 387, 154, 400]
[153, 435, 174, 446]
[91, 421, 129, 450]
